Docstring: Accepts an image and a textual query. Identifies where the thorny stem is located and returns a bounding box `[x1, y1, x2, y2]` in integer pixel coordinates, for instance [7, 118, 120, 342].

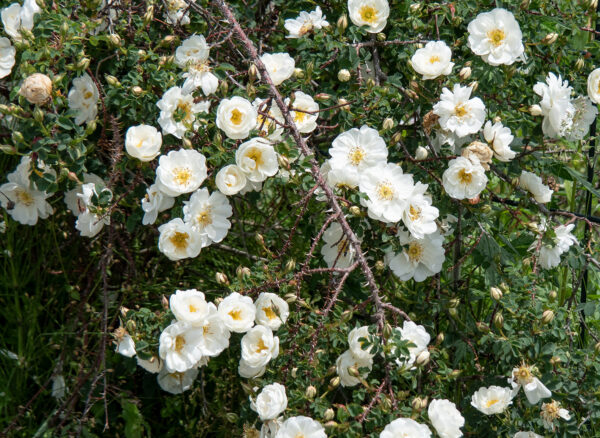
[206, 0, 411, 329]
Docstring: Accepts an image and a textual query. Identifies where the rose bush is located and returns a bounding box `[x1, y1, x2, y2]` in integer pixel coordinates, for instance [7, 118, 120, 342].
[1, 0, 600, 437]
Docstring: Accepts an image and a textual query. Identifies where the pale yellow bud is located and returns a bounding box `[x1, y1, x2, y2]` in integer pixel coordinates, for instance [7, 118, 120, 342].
[493, 312, 504, 328]
[541, 310, 555, 324]
[338, 69, 351, 82]
[293, 68, 304, 78]
[415, 146, 428, 160]
[337, 14, 348, 32]
[323, 408, 334, 421]
[529, 104, 543, 116]
[382, 117, 394, 130]
[105, 74, 121, 87]
[131, 86, 144, 96]
[305, 385, 317, 399]
[349, 205, 361, 216]
[542, 33, 559, 44]
[108, 33, 121, 47]
[215, 272, 229, 285]
[490, 286, 503, 301]
[415, 350, 430, 366]
[459, 66, 471, 80]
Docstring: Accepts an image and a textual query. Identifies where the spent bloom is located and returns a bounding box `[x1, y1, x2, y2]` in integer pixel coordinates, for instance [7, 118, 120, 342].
[508, 363, 552, 404]
[467, 8, 524, 66]
[428, 399, 465, 438]
[19, 72, 52, 104]
[540, 400, 570, 431]
[410, 41, 454, 80]
[348, 0, 390, 34]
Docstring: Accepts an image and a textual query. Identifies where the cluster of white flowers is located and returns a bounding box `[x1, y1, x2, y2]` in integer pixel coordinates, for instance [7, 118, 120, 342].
[284, 7, 329, 39]
[175, 34, 219, 95]
[390, 321, 431, 370]
[113, 289, 289, 393]
[336, 326, 375, 387]
[163, 0, 196, 26]
[64, 173, 112, 237]
[529, 220, 578, 269]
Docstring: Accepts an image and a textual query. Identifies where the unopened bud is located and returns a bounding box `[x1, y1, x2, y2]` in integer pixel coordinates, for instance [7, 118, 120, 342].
[236, 266, 251, 281]
[162, 35, 177, 45]
[375, 260, 386, 271]
[348, 366, 360, 377]
[542, 33, 558, 45]
[366, 78, 376, 88]
[549, 356, 561, 365]
[349, 205, 361, 216]
[549, 290, 557, 301]
[76, 57, 90, 71]
[224, 413, 238, 423]
[435, 333, 444, 345]
[415, 350, 430, 366]
[323, 408, 334, 421]
[12, 131, 24, 144]
[216, 272, 229, 285]
[382, 117, 394, 130]
[409, 3, 422, 13]
[105, 74, 121, 87]
[383, 322, 392, 339]
[315, 93, 331, 102]
[329, 376, 340, 388]
[338, 98, 350, 111]
[248, 64, 258, 82]
[541, 310, 554, 324]
[448, 307, 458, 317]
[108, 33, 121, 47]
[182, 137, 192, 149]
[285, 259, 296, 273]
[60, 21, 69, 36]
[468, 80, 479, 92]
[33, 107, 44, 123]
[131, 86, 144, 96]
[575, 58, 584, 71]
[85, 120, 97, 135]
[529, 104, 543, 116]
[490, 286, 503, 301]
[377, 32, 386, 41]
[595, 341, 600, 354]
[338, 69, 351, 82]
[161, 295, 169, 309]
[415, 146, 428, 160]
[143, 5, 154, 24]
[0, 104, 9, 114]
[412, 396, 427, 411]
[459, 66, 472, 80]
[305, 385, 317, 399]
[125, 319, 136, 333]
[493, 116, 502, 124]
[493, 312, 504, 328]
[476, 322, 490, 333]
[337, 14, 348, 32]
[390, 131, 403, 145]
[449, 298, 460, 308]
[255, 233, 265, 246]
[293, 68, 304, 78]
[449, 369, 462, 378]
[284, 293, 297, 303]
[277, 154, 290, 168]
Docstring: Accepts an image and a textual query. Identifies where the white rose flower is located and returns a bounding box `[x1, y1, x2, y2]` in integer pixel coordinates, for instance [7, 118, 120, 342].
[324, 159, 361, 190]
[320, 222, 356, 269]
[286, 91, 319, 133]
[156, 149, 208, 197]
[470, 385, 513, 415]
[403, 182, 439, 239]
[433, 84, 486, 137]
[531, 222, 577, 270]
[159, 321, 205, 372]
[169, 289, 209, 326]
[508, 364, 552, 404]
[328, 125, 388, 182]
[442, 156, 488, 200]
[196, 302, 231, 357]
[392, 320, 431, 369]
[217, 292, 256, 333]
[216, 96, 257, 139]
[540, 400, 570, 431]
[158, 218, 203, 261]
[1, 4, 22, 41]
[215, 164, 248, 196]
[359, 163, 415, 223]
[251, 382, 288, 421]
[380, 418, 432, 438]
[533, 73, 574, 138]
[157, 367, 198, 394]
[72, 181, 111, 237]
[410, 41, 454, 80]
[0, 157, 53, 226]
[68, 73, 99, 125]
[164, 0, 192, 25]
[348, 0, 390, 34]
[0, 37, 15, 78]
[255, 292, 289, 331]
[241, 325, 279, 369]
[274, 416, 326, 438]
[136, 356, 163, 374]
[483, 120, 515, 162]
[76, 210, 110, 238]
[238, 360, 267, 379]
[175, 34, 219, 96]
[115, 333, 136, 358]
[175, 34, 209, 66]
[125, 125, 162, 161]
[261, 418, 283, 438]
[253, 98, 285, 141]
[141, 183, 175, 225]
[587, 68, 600, 104]
[348, 326, 375, 360]
[336, 349, 373, 387]
[64, 173, 105, 217]
[235, 137, 279, 182]
[183, 188, 232, 244]
[260, 52, 295, 86]
[157, 86, 210, 138]
[563, 96, 598, 141]
[428, 399, 465, 438]
[514, 432, 543, 438]
[467, 8, 524, 66]
[284, 6, 329, 39]
[387, 230, 445, 283]
[518, 171, 552, 203]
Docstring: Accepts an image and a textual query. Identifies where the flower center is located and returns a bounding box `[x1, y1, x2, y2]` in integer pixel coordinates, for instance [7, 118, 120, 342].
[256, 338, 269, 353]
[230, 108, 243, 125]
[486, 399, 499, 408]
[429, 55, 441, 64]
[246, 148, 264, 167]
[299, 22, 313, 35]
[203, 324, 211, 335]
[174, 335, 185, 352]
[542, 401, 560, 421]
[175, 101, 193, 123]
[294, 110, 307, 123]
[376, 182, 394, 201]
[196, 208, 212, 227]
[454, 104, 468, 118]
[84, 91, 93, 100]
[337, 238, 350, 256]
[228, 309, 243, 320]
[359, 5, 377, 23]
[458, 168, 473, 185]
[16, 189, 34, 206]
[487, 28, 506, 47]
[189, 304, 198, 313]
[169, 231, 189, 250]
[407, 242, 424, 262]
[173, 167, 192, 186]
[348, 146, 366, 166]
[263, 306, 277, 320]
[408, 204, 421, 221]
[514, 365, 533, 384]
